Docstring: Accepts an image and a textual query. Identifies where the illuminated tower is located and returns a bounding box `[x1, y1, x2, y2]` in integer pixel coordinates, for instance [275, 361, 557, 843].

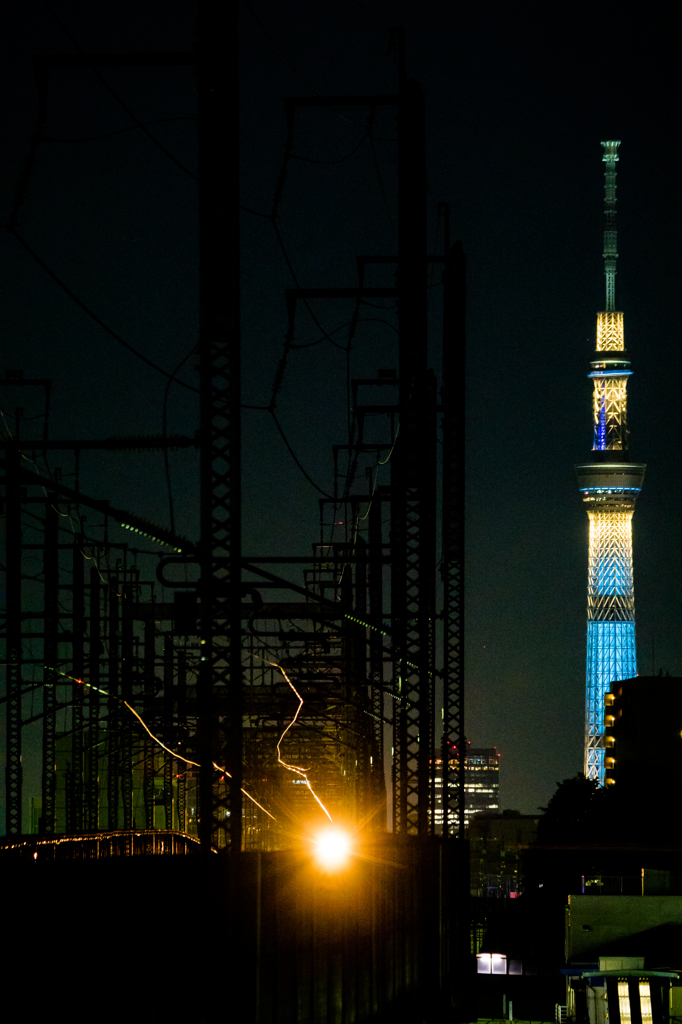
[575, 141, 646, 785]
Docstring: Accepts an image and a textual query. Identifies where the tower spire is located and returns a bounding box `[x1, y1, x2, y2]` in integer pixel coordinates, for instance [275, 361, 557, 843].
[575, 142, 646, 786]
[602, 140, 620, 312]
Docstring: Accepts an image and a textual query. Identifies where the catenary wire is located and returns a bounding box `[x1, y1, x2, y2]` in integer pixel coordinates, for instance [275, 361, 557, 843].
[289, 131, 369, 166]
[270, 410, 333, 499]
[47, 666, 277, 821]
[162, 344, 198, 535]
[3, 57, 199, 400]
[6, 229, 199, 393]
[42, 117, 198, 144]
[41, 0, 199, 182]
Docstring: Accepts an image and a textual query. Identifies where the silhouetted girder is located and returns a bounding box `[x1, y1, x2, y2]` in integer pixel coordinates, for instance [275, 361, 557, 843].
[85, 567, 101, 832]
[176, 650, 188, 831]
[196, 26, 243, 853]
[344, 544, 369, 823]
[441, 244, 466, 837]
[163, 637, 174, 829]
[121, 590, 135, 829]
[42, 501, 58, 834]
[5, 446, 22, 833]
[143, 617, 156, 829]
[391, 72, 435, 837]
[394, 375, 436, 836]
[69, 541, 85, 834]
[368, 498, 386, 817]
[107, 585, 120, 831]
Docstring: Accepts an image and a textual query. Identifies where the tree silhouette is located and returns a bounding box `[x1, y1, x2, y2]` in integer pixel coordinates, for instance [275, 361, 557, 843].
[536, 773, 609, 844]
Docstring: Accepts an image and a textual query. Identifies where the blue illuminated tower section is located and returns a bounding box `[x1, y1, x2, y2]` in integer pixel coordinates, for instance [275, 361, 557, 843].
[575, 141, 646, 785]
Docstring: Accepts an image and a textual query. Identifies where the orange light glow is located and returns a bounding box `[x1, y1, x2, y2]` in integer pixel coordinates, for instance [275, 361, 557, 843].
[313, 828, 351, 871]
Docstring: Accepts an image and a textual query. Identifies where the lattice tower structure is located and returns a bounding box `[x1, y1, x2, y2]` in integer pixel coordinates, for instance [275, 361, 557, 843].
[575, 141, 646, 785]
[0, 458, 201, 835]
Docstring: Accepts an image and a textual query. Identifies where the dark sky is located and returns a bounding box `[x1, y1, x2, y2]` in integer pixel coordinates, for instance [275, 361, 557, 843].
[2, 1, 681, 817]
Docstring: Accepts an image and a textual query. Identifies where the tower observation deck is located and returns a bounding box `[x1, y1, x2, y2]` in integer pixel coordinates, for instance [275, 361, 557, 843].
[575, 141, 645, 785]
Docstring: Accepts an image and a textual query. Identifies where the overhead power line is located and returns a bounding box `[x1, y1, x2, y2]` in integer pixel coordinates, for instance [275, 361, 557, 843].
[6, 228, 199, 394]
[41, 0, 199, 182]
[42, 117, 198, 144]
[270, 410, 333, 498]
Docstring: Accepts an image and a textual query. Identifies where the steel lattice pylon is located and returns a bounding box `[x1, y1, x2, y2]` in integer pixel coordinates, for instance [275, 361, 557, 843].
[441, 242, 466, 837]
[197, 24, 243, 853]
[576, 141, 645, 786]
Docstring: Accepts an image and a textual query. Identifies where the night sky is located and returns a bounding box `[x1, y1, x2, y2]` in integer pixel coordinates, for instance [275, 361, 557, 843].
[2, 2, 681, 818]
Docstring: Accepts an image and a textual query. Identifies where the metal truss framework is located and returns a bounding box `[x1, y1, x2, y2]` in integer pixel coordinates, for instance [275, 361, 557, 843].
[2, 45, 466, 849]
[441, 241, 467, 838]
[390, 73, 433, 838]
[281, 68, 464, 839]
[592, 375, 629, 451]
[585, 620, 636, 783]
[602, 141, 619, 312]
[0, 479, 200, 834]
[577, 141, 645, 785]
[196, 17, 243, 854]
[587, 511, 635, 619]
[596, 311, 624, 351]
[0, 434, 385, 842]
[585, 510, 637, 782]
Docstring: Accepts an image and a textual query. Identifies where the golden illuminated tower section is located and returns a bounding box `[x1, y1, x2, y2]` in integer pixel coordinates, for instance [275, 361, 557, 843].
[575, 141, 645, 785]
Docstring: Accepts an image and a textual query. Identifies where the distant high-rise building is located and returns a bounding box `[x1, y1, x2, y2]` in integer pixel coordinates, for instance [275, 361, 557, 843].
[575, 142, 645, 785]
[430, 746, 499, 833]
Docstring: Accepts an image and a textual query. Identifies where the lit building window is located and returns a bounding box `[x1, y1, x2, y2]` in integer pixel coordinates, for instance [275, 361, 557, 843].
[639, 981, 653, 1024]
[618, 981, 632, 1024]
[491, 954, 507, 975]
[476, 953, 507, 975]
[476, 954, 491, 974]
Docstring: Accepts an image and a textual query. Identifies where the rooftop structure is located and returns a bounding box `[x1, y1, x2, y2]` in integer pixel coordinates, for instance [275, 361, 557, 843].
[576, 142, 645, 784]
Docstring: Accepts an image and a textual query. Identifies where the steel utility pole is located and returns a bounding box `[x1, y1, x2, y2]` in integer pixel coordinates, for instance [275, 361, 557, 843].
[196, 1, 243, 855]
[391, 38, 437, 836]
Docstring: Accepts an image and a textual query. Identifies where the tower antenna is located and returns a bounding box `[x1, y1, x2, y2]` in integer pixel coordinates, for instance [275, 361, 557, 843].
[602, 140, 619, 312]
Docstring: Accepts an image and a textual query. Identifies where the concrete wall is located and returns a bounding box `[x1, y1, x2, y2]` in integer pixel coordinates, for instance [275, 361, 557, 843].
[565, 895, 682, 961]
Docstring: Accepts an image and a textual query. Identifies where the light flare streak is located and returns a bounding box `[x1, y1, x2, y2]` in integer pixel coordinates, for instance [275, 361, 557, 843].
[46, 666, 276, 821]
[267, 659, 333, 823]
